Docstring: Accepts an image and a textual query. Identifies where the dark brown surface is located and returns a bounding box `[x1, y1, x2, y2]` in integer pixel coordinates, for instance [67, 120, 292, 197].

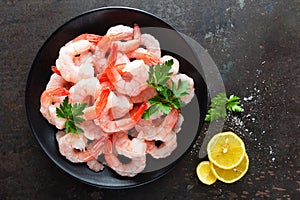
[1, 0, 299, 199]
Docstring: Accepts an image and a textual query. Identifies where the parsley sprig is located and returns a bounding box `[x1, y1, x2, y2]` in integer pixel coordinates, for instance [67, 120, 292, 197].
[56, 96, 87, 134]
[142, 59, 190, 119]
[205, 93, 243, 121]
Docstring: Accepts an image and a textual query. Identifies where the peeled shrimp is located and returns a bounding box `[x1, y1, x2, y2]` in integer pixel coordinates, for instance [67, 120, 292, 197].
[56, 40, 95, 83]
[40, 87, 69, 129]
[146, 132, 177, 159]
[127, 48, 160, 66]
[69, 77, 101, 103]
[46, 73, 70, 90]
[104, 139, 146, 177]
[92, 36, 111, 75]
[173, 113, 184, 134]
[93, 25, 133, 75]
[78, 120, 107, 140]
[87, 159, 104, 172]
[130, 86, 157, 103]
[96, 102, 148, 133]
[136, 109, 179, 141]
[114, 24, 141, 53]
[106, 59, 149, 96]
[115, 52, 130, 65]
[106, 24, 133, 40]
[106, 91, 133, 119]
[112, 132, 146, 158]
[72, 33, 102, 48]
[140, 33, 161, 58]
[56, 131, 107, 163]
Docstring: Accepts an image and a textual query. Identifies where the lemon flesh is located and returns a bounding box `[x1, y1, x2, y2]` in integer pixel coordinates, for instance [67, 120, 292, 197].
[211, 153, 249, 183]
[207, 131, 245, 169]
[196, 161, 217, 185]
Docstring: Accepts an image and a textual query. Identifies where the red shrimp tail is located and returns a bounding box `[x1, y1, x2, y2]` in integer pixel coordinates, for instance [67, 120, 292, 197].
[105, 44, 119, 84]
[107, 43, 118, 67]
[130, 102, 148, 122]
[48, 87, 69, 97]
[97, 72, 115, 91]
[86, 34, 102, 45]
[73, 33, 102, 45]
[51, 65, 61, 76]
[95, 89, 110, 118]
[127, 51, 159, 66]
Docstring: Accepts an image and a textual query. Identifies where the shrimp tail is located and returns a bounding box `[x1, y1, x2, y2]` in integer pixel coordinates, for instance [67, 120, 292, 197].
[107, 43, 118, 67]
[72, 33, 102, 46]
[51, 65, 61, 76]
[95, 89, 110, 118]
[43, 87, 69, 98]
[131, 102, 148, 122]
[127, 51, 160, 66]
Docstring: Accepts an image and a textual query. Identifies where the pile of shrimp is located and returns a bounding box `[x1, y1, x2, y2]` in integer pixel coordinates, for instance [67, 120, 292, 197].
[40, 24, 195, 177]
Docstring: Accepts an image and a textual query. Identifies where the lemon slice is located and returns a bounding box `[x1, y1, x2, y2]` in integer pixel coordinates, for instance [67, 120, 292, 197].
[207, 131, 245, 169]
[210, 153, 249, 183]
[196, 161, 217, 185]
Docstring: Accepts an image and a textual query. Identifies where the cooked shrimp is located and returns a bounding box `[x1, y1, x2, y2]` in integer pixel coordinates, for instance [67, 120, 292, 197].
[173, 113, 184, 134]
[106, 91, 133, 119]
[106, 59, 150, 96]
[69, 77, 101, 103]
[93, 26, 133, 75]
[130, 86, 157, 103]
[115, 52, 130, 65]
[78, 120, 107, 140]
[106, 24, 133, 40]
[114, 24, 141, 53]
[82, 106, 97, 121]
[146, 132, 177, 159]
[40, 88, 69, 129]
[96, 102, 148, 133]
[82, 89, 118, 121]
[93, 36, 111, 75]
[112, 132, 146, 158]
[105, 44, 150, 96]
[56, 40, 94, 83]
[126, 33, 161, 65]
[136, 109, 179, 141]
[56, 131, 107, 163]
[46, 73, 70, 90]
[72, 33, 102, 48]
[140, 33, 161, 58]
[160, 55, 179, 75]
[170, 74, 195, 104]
[127, 48, 160, 66]
[87, 159, 104, 172]
[94, 89, 111, 119]
[104, 139, 146, 177]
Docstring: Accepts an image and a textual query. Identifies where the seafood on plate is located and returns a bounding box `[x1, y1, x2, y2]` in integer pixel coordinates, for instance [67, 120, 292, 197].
[39, 24, 195, 177]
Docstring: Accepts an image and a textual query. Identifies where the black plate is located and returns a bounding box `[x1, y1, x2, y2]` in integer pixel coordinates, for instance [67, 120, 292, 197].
[25, 6, 208, 188]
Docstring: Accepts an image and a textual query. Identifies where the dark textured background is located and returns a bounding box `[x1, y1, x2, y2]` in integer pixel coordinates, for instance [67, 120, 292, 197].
[0, 0, 299, 199]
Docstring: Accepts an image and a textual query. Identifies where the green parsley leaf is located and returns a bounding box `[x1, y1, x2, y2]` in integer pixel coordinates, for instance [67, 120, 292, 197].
[56, 96, 87, 134]
[205, 93, 243, 121]
[147, 60, 173, 86]
[142, 59, 191, 119]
